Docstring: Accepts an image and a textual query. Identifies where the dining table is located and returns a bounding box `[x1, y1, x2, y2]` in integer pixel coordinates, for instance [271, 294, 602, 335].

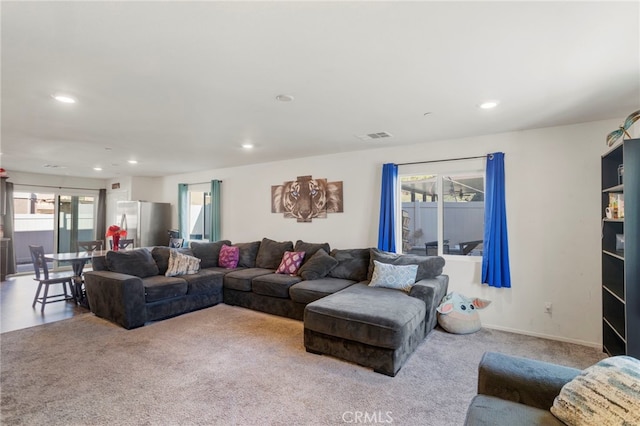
[44, 249, 110, 308]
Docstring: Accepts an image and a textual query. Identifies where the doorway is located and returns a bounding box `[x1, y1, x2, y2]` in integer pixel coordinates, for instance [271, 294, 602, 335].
[12, 190, 98, 273]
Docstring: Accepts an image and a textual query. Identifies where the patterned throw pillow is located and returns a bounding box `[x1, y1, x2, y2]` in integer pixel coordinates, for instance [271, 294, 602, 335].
[551, 356, 640, 426]
[165, 249, 201, 277]
[276, 251, 305, 275]
[368, 260, 418, 292]
[218, 244, 240, 269]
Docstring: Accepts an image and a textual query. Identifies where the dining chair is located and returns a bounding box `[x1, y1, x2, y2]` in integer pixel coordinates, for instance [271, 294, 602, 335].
[76, 240, 104, 252]
[109, 239, 135, 250]
[169, 238, 184, 248]
[28, 245, 75, 312]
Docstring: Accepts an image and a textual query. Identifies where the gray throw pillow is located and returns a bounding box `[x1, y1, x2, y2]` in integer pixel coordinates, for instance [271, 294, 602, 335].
[294, 240, 331, 265]
[367, 248, 445, 281]
[255, 238, 294, 269]
[234, 241, 261, 268]
[190, 240, 231, 268]
[152, 246, 195, 275]
[106, 248, 159, 278]
[327, 248, 371, 282]
[298, 249, 338, 281]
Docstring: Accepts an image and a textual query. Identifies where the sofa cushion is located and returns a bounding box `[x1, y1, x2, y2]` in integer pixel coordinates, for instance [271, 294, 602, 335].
[327, 248, 370, 282]
[252, 273, 302, 298]
[304, 283, 426, 349]
[224, 268, 274, 292]
[368, 248, 445, 281]
[298, 249, 338, 281]
[369, 260, 418, 292]
[106, 248, 159, 278]
[234, 241, 261, 268]
[190, 240, 232, 268]
[294, 240, 331, 265]
[166, 249, 201, 277]
[275, 251, 305, 275]
[255, 238, 294, 269]
[289, 277, 355, 304]
[152, 246, 194, 275]
[466, 395, 564, 426]
[551, 356, 640, 426]
[218, 244, 240, 269]
[205, 266, 245, 274]
[181, 269, 224, 295]
[141, 275, 188, 303]
[91, 255, 108, 271]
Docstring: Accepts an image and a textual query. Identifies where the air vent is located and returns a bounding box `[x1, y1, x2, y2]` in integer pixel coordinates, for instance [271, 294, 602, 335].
[355, 132, 393, 141]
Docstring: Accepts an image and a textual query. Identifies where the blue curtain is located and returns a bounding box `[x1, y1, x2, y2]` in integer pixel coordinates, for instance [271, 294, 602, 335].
[209, 180, 221, 242]
[377, 163, 398, 252]
[482, 152, 511, 288]
[178, 183, 189, 240]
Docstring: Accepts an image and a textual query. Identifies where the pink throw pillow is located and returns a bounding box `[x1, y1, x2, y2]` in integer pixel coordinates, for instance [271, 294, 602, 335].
[218, 244, 239, 269]
[276, 251, 305, 275]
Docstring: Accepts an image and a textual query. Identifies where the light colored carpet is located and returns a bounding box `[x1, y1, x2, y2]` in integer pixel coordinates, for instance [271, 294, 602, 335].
[1, 304, 604, 425]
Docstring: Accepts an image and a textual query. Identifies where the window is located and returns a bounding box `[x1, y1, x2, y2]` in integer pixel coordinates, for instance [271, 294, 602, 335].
[187, 185, 211, 241]
[13, 189, 97, 272]
[399, 159, 485, 257]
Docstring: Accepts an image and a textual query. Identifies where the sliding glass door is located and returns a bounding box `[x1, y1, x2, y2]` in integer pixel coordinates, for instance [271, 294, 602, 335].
[57, 195, 97, 254]
[13, 188, 98, 273]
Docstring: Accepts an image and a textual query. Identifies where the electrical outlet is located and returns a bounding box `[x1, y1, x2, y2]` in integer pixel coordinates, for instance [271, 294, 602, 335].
[544, 302, 552, 314]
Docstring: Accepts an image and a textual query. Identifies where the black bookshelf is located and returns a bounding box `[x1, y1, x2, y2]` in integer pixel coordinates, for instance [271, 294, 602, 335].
[601, 138, 639, 357]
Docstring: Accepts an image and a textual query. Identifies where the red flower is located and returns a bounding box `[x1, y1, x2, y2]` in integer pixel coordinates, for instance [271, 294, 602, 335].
[106, 225, 128, 238]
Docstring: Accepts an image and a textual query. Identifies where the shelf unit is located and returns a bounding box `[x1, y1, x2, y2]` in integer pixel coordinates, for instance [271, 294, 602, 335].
[601, 138, 639, 357]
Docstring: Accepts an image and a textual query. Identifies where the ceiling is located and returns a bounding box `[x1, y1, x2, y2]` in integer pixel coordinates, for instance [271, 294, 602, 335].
[2, 1, 639, 179]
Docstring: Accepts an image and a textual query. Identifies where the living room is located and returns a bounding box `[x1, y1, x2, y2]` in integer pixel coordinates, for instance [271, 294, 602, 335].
[2, 1, 639, 425]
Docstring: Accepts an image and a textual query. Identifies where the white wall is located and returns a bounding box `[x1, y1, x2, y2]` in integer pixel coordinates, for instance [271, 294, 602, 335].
[155, 118, 619, 347]
[104, 176, 166, 226]
[6, 170, 106, 191]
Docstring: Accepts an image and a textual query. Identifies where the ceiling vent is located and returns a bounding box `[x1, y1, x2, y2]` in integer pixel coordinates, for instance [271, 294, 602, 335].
[355, 132, 393, 141]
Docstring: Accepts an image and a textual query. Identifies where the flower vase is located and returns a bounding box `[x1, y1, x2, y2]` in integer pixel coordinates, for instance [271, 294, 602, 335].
[113, 235, 120, 251]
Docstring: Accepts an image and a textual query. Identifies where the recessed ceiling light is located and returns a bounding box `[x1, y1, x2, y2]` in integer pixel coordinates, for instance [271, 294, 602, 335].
[93, 167, 102, 171]
[276, 94, 294, 102]
[241, 143, 254, 149]
[52, 93, 77, 104]
[479, 101, 499, 109]
[128, 160, 138, 164]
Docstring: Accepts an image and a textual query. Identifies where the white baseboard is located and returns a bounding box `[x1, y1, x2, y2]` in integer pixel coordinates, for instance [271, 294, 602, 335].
[481, 323, 602, 349]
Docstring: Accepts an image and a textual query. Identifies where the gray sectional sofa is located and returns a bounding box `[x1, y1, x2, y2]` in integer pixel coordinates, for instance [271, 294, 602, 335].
[83, 237, 449, 375]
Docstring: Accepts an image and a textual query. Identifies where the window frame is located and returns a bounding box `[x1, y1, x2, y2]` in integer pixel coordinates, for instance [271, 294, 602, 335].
[12, 185, 100, 271]
[186, 183, 212, 242]
[398, 158, 485, 260]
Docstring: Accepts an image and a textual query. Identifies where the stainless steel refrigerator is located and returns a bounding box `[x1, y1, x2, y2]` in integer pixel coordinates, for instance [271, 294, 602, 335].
[116, 201, 171, 247]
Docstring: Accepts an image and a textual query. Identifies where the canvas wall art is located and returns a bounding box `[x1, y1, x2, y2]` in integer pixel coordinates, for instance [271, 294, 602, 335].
[271, 175, 343, 222]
